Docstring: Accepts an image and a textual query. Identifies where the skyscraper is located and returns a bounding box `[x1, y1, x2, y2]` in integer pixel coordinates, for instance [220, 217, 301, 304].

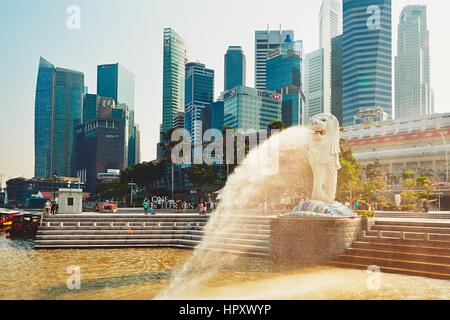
[255, 29, 294, 90]
[97, 63, 136, 167]
[319, 0, 343, 114]
[395, 5, 433, 119]
[223, 87, 282, 130]
[83, 93, 99, 124]
[184, 62, 214, 144]
[266, 38, 304, 127]
[75, 106, 128, 191]
[224, 46, 246, 91]
[331, 35, 343, 124]
[342, 0, 392, 126]
[162, 27, 188, 133]
[304, 49, 324, 121]
[34, 57, 84, 178]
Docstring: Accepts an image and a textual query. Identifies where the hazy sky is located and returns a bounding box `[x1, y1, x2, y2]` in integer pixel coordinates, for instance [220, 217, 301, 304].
[0, 0, 449, 185]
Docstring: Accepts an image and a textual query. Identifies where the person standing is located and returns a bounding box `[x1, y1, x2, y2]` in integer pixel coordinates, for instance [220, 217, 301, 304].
[143, 198, 149, 215]
[198, 202, 204, 215]
[44, 200, 51, 216]
[51, 200, 57, 215]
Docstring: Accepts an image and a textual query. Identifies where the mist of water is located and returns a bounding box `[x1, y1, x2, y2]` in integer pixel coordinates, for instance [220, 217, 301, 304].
[157, 126, 315, 299]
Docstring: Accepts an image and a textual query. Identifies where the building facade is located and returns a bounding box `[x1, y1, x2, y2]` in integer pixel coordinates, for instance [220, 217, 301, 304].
[319, 0, 343, 115]
[34, 57, 84, 178]
[184, 62, 215, 144]
[342, 0, 392, 126]
[162, 28, 188, 134]
[395, 5, 433, 120]
[202, 101, 224, 134]
[342, 113, 450, 183]
[266, 39, 304, 127]
[331, 35, 344, 124]
[304, 49, 324, 122]
[224, 46, 246, 91]
[255, 30, 294, 90]
[97, 63, 137, 167]
[75, 107, 127, 191]
[223, 86, 282, 130]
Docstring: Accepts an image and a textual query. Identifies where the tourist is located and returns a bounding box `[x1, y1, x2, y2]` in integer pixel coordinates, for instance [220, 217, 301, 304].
[197, 202, 204, 215]
[423, 201, 429, 213]
[51, 200, 57, 215]
[143, 199, 149, 215]
[44, 200, 51, 216]
[149, 202, 155, 215]
[354, 201, 360, 211]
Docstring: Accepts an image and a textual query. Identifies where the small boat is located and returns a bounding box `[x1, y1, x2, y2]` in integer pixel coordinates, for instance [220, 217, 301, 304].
[9, 212, 42, 240]
[0, 210, 21, 228]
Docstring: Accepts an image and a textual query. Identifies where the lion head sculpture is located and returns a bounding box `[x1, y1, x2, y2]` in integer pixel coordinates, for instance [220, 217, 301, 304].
[308, 113, 341, 169]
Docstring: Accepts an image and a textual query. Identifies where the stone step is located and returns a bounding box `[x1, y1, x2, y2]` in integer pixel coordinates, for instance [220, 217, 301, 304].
[328, 260, 450, 280]
[36, 230, 270, 240]
[360, 235, 450, 247]
[374, 220, 450, 229]
[35, 234, 271, 246]
[334, 254, 450, 274]
[33, 243, 269, 257]
[352, 241, 450, 256]
[371, 225, 450, 235]
[34, 239, 270, 255]
[345, 248, 450, 265]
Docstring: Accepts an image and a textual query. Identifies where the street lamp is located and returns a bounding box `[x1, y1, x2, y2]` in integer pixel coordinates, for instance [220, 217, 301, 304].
[53, 172, 58, 200]
[128, 180, 137, 207]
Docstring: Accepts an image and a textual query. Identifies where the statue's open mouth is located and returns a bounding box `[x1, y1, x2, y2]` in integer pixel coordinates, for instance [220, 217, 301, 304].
[314, 129, 326, 136]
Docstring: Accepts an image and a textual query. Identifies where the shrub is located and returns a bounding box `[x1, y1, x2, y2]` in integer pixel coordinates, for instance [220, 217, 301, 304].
[355, 210, 376, 218]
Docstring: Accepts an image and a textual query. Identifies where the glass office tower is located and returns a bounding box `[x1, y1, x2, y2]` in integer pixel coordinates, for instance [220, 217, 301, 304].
[224, 46, 246, 91]
[266, 38, 304, 127]
[342, 0, 392, 126]
[223, 86, 282, 130]
[162, 27, 188, 134]
[97, 63, 136, 166]
[34, 57, 84, 178]
[184, 62, 214, 144]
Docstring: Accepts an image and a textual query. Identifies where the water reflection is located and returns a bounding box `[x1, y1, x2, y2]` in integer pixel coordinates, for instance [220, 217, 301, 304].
[0, 239, 448, 300]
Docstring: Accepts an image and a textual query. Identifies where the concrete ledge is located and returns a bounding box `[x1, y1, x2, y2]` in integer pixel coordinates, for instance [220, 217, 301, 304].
[270, 217, 362, 266]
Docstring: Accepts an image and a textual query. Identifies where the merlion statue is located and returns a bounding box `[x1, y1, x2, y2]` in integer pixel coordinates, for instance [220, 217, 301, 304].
[290, 113, 356, 217]
[308, 113, 341, 204]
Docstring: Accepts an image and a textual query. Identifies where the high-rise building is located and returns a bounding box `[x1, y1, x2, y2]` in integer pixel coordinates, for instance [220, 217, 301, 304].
[342, 0, 392, 126]
[266, 38, 304, 127]
[75, 106, 128, 191]
[34, 57, 84, 178]
[320, 0, 343, 114]
[202, 101, 225, 134]
[304, 49, 324, 121]
[395, 5, 433, 120]
[223, 86, 282, 130]
[97, 63, 137, 166]
[224, 46, 246, 91]
[134, 124, 141, 165]
[162, 28, 189, 134]
[83, 93, 100, 124]
[331, 35, 343, 124]
[255, 29, 294, 90]
[174, 112, 185, 129]
[184, 62, 214, 144]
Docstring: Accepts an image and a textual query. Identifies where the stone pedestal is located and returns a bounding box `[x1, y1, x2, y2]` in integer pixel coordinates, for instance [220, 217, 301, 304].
[270, 217, 362, 266]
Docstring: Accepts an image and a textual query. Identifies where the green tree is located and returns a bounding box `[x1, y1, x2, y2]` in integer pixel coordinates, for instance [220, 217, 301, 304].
[267, 120, 285, 131]
[337, 140, 362, 203]
[187, 164, 218, 201]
